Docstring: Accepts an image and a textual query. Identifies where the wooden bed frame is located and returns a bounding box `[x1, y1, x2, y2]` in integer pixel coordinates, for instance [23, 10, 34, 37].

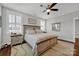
[37, 37, 57, 55]
[23, 25, 58, 56]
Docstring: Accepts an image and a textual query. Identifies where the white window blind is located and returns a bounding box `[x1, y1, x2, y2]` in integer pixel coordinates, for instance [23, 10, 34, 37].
[9, 14, 22, 34]
[40, 20, 46, 31]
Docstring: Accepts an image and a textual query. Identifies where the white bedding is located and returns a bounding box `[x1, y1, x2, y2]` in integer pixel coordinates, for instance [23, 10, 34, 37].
[24, 33, 57, 51]
[25, 33, 44, 51]
[25, 34, 37, 51]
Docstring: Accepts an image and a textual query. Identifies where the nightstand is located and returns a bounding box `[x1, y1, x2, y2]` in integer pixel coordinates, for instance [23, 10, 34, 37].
[11, 34, 23, 46]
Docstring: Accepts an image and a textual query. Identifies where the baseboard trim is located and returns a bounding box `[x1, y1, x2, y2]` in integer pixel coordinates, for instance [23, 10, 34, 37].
[58, 39, 74, 44]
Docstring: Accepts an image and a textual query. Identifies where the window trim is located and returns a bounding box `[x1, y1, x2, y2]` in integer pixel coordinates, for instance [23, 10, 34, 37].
[8, 14, 22, 34]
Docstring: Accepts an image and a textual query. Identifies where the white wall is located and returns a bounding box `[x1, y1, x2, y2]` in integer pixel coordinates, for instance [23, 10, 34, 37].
[0, 5, 1, 49]
[0, 6, 1, 26]
[2, 7, 11, 45]
[0, 17, 1, 49]
[0, 6, 1, 16]
[46, 11, 79, 42]
[0, 16, 1, 27]
[0, 28, 1, 49]
[75, 19, 79, 37]
[22, 14, 41, 26]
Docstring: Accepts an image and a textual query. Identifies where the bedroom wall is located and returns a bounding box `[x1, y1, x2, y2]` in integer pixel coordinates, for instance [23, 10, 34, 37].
[0, 5, 1, 49]
[0, 16, 2, 27]
[22, 14, 41, 26]
[0, 7, 1, 16]
[1, 7, 11, 45]
[75, 19, 79, 37]
[46, 11, 79, 42]
[0, 5, 1, 27]
[0, 27, 1, 49]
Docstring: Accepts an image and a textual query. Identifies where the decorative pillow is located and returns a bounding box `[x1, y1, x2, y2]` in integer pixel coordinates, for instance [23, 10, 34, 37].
[36, 30, 43, 33]
[26, 30, 36, 34]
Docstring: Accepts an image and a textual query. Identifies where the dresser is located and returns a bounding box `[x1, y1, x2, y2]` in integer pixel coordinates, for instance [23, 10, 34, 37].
[74, 38, 79, 56]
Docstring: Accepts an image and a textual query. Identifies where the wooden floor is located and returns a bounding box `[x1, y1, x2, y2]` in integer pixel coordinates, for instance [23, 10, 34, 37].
[0, 40, 74, 56]
[41, 40, 74, 56]
[0, 45, 11, 56]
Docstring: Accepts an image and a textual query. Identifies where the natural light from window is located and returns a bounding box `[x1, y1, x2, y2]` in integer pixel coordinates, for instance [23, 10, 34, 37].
[40, 20, 46, 31]
[9, 14, 22, 34]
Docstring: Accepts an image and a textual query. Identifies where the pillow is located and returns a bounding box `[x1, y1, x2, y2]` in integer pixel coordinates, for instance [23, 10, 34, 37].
[36, 30, 43, 33]
[26, 30, 36, 34]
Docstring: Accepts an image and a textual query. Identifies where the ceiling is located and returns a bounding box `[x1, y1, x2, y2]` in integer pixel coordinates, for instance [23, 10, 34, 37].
[1, 3, 79, 19]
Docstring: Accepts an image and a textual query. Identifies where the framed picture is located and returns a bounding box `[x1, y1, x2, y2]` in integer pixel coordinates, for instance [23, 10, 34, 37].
[52, 22, 61, 31]
[28, 18, 37, 24]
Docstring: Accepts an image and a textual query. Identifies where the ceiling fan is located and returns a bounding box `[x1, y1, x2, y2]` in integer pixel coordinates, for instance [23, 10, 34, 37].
[40, 3, 58, 15]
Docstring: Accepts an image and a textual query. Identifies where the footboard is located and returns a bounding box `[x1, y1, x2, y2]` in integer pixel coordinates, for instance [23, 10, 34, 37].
[37, 37, 57, 55]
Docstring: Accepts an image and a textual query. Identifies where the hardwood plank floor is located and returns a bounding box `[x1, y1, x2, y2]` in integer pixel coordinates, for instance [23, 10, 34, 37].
[11, 40, 74, 56]
[0, 45, 11, 56]
[0, 40, 74, 56]
[41, 40, 74, 56]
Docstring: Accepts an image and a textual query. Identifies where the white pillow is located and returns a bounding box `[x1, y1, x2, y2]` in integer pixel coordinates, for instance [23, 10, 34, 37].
[36, 30, 43, 33]
[26, 30, 36, 34]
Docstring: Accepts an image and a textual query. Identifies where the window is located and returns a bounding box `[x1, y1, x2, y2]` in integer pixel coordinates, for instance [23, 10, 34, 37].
[9, 14, 22, 34]
[40, 20, 46, 31]
[52, 22, 61, 31]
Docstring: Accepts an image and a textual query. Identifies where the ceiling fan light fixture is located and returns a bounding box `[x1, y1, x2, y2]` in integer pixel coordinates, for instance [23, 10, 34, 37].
[47, 9, 51, 12]
[40, 3, 58, 15]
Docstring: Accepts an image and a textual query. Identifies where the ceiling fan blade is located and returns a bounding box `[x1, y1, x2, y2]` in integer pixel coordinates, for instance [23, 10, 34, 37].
[47, 12, 50, 15]
[40, 5, 43, 7]
[40, 4, 48, 9]
[49, 3, 57, 9]
[50, 9, 58, 11]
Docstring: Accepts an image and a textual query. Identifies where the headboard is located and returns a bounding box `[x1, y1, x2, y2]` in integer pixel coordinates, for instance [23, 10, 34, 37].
[23, 25, 40, 39]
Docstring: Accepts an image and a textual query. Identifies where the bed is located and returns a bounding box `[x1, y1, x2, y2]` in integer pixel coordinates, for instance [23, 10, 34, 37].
[23, 25, 58, 55]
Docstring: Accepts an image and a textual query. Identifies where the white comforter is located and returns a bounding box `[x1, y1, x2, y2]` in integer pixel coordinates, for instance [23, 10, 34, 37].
[24, 33, 57, 51]
[25, 34, 37, 51]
